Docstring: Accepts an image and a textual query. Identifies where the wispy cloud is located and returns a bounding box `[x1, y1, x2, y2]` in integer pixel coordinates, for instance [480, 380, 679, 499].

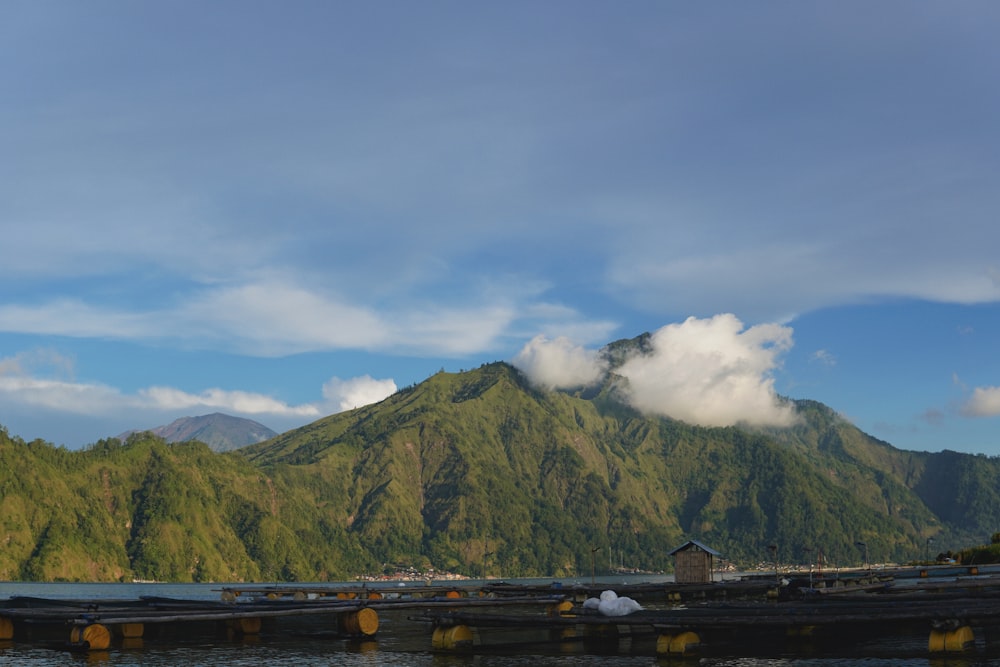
[0, 372, 318, 420]
[0, 301, 154, 339]
[0, 374, 125, 415]
[0, 351, 391, 426]
[138, 386, 320, 418]
[0, 280, 612, 358]
[0, 348, 76, 378]
[811, 349, 837, 366]
[920, 407, 946, 427]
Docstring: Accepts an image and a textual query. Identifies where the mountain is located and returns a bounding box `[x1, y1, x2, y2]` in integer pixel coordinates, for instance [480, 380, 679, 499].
[242, 361, 998, 576]
[3, 350, 1000, 582]
[118, 413, 277, 452]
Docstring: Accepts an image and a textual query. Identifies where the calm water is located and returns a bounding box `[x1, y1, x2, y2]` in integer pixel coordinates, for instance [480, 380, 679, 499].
[2, 580, 999, 666]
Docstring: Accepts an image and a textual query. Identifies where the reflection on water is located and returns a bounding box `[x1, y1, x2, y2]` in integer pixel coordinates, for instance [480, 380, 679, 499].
[703, 662, 1000, 667]
[3, 636, 1000, 667]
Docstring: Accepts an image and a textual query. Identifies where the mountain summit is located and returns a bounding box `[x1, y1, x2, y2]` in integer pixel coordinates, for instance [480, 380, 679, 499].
[119, 413, 277, 452]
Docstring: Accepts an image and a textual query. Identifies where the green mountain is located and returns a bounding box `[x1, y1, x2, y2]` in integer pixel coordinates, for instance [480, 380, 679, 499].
[2, 357, 999, 582]
[241, 361, 998, 576]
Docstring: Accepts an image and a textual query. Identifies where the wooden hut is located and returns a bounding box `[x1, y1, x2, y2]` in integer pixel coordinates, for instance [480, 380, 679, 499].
[670, 540, 721, 583]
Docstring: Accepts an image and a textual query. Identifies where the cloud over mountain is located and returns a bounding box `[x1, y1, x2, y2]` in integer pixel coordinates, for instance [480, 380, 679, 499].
[514, 314, 797, 428]
[511, 335, 608, 390]
[322, 375, 398, 413]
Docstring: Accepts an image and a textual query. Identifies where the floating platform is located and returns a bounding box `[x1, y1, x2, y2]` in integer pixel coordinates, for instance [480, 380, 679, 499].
[5, 568, 1000, 657]
[413, 571, 1000, 657]
[0, 590, 565, 651]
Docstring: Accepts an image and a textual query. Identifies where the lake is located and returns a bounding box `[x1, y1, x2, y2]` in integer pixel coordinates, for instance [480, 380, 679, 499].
[1, 579, 998, 666]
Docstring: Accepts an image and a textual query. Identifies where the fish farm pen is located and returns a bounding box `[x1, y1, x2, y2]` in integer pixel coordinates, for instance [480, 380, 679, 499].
[3, 564, 1000, 658]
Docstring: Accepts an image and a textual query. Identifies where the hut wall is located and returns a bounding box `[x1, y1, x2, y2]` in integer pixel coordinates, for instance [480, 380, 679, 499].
[674, 550, 713, 583]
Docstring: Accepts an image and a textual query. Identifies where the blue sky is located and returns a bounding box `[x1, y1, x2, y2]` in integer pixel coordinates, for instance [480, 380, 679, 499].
[2, 2, 999, 454]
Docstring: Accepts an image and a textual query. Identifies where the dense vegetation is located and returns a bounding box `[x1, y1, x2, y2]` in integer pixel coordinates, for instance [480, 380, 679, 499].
[2, 358, 1000, 582]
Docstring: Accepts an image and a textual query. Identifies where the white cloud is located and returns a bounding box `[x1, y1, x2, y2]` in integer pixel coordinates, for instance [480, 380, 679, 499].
[961, 386, 1000, 418]
[138, 386, 321, 418]
[0, 374, 125, 415]
[322, 375, 398, 413]
[614, 314, 798, 428]
[512, 335, 609, 390]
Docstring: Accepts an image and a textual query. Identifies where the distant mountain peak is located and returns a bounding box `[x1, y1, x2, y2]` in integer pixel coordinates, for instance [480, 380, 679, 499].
[118, 413, 277, 451]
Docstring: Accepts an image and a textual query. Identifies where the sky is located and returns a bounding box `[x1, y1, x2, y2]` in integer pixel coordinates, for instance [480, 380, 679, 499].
[2, 1, 999, 455]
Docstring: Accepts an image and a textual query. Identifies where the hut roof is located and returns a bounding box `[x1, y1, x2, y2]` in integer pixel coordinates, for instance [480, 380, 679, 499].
[669, 540, 722, 557]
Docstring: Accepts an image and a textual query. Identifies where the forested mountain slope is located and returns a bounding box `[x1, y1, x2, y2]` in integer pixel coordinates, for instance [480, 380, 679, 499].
[243, 362, 997, 573]
[2, 360, 998, 582]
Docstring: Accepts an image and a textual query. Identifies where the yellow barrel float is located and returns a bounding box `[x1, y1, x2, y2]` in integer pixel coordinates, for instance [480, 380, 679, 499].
[929, 625, 974, 653]
[118, 622, 144, 639]
[547, 600, 574, 617]
[227, 616, 262, 635]
[432, 624, 473, 650]
[0, 616, 13, 641]
[544, 597, 576, 641]
[70, 623, 111, 651]
[656, 630, 700, 656]
[340, 608, 379, 638]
